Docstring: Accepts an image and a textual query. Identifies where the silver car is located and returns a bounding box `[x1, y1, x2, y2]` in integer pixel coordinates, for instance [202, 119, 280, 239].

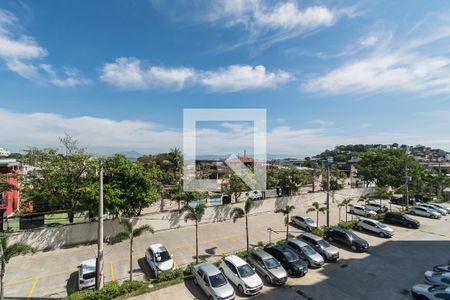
[424, 271, 450, 287]
[409, 206, 441, 219]
[285, 239, 324, 268]
[298, 233, 339, 261]
[431, 203, 450, 214]
[247, 250, 287, 285]
[193, 263, 235, 300]
[291, 215, 318, 232]
[418, 203, 447, 215]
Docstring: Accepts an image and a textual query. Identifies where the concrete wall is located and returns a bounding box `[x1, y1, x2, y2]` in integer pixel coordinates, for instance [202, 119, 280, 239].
[9, 188, 370, 251]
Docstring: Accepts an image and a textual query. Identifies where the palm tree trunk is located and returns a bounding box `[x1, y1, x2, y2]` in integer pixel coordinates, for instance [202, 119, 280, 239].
[195, 221, 199, 264]
[316, 211, 319, 227]
[0, 262, 4, 300]
[345, 205, 348, 222]
[338, 207, 341, 223]
[285, 214, 289, 241]
[129, 237, 133, 282]
[245, 215, 249, 253]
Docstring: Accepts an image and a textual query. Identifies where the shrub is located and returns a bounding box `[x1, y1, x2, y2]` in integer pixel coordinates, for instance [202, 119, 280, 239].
[154, 268, 183, 283]
[276, 239, 285, 246]
[65, 280, 149, 300]
[311, 227, 326, 238]
[183, 260, 206, 276]
[235, 248, 255, 260]
[336, 220, 357, 230]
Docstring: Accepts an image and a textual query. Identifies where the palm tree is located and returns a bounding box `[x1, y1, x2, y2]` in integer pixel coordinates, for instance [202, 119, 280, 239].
[306, 202, 327, 227]
[340, 198, 353, 222]
[183, 203, 206, 263]
[337, 201, 344, 222]
[275, 205, 295, 241]
[230, 198, 255, 252]
[109, 218, 153, 281]
[0, 233, 34, 300]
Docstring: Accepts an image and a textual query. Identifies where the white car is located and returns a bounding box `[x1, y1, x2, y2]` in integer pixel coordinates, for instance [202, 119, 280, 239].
[349, 205, 377, 218]
[409, 207, 441, 219]
[247, 191, 263, 200]
[78, 259, 96, 290]
[431, 203, 450, 214]
[411, 284, 450, 299]
[418, 204, 447, 215]
[145, 244, 175, 276]
[425, 271, 450, 287]
[219, 255, 263, 296]
[291, 215, 318, 232]
[364, 202, 388, 213]
[356, 219, 394, 238]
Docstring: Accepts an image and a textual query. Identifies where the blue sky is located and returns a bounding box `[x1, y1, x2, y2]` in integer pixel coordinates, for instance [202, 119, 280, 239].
[1, 0, 450, 156]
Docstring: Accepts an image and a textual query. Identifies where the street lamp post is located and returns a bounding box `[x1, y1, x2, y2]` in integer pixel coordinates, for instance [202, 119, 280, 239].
[96, 160, 104, 290]
[326, 157, 333, 227]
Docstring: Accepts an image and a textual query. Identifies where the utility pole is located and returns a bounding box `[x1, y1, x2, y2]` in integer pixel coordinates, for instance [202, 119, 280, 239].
[405, 165, 410, 211]
[326, 157, 333, 227]
[96, 160, 104, 290]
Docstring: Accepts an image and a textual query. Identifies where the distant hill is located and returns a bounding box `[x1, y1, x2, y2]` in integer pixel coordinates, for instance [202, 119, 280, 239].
[120, 151, 143, 160]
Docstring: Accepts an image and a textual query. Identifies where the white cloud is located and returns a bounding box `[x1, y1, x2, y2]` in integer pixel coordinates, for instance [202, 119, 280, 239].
[302, 16, 450, 96]
[100, 58, 290, 92]
[309, 119, 335, 126]
[199, 65, 290, 92]
[0, 9, 88, 87]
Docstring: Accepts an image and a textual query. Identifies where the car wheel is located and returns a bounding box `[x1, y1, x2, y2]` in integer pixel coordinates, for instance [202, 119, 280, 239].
[410, 211, 415, 215]
[366, 214, 372, 217]
[357, 226, 363, 231]
[379, 232, 385, 238]
[287, 268, 293, 275]
[350, 210, 354, 214]
[407, 223, 413, 228]
[265, 275, 271, 284]
[193, 277, 198, 285]
[209, 296, 214, 300]
[328, 236, 334, 242]
[238, 284, 244, 294]
[306, 227, 311, 232]
[351, 245, 357, 251]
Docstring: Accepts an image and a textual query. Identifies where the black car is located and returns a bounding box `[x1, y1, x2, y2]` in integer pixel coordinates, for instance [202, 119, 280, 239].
[391, 196, 415, 206]
[264, 246, 308, 277]
[325, 228, 369, 252]
[384, 212, 420, 228]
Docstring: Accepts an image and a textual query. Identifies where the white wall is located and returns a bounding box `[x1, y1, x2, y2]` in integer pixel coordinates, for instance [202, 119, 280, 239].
[9, 188, 370, 251]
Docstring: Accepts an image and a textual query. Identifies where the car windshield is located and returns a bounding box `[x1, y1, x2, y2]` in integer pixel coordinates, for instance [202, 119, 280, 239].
[237, 264, 255, 278]
[317, 239, 330, 248]
[377, 222, 386, 228]
[301, 245, 316, 256]
[429, 286, 446, 292]
[305, 218, 314, 224]
[209, 273, 227, 288]
[155, 251, 171, 262]
[284, 250, 300, 262]
[264, 258, 280, 269]
[345, 231, 358, 240]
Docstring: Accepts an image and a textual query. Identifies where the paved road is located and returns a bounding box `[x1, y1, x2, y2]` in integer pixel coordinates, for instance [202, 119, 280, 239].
[5, 200, 449, 299]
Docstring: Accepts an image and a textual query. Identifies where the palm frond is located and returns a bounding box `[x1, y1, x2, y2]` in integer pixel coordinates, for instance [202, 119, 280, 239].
[244, 198, 255, 213]
[306, 208, 315, 213]
[133, 225, 153, 237]
[108, 231, 129, 245]
[230, 207, 245, 223]
[122, 218, 133, 234]
[3, 243, 34, 263]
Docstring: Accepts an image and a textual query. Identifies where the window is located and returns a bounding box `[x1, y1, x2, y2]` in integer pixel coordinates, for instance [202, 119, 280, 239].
[197, 269, 204, 277]
[209, 273, 227, 288]
[155, 251, 171, 262]
[237, 264, 255, 278]
[264, 258, 280, 269]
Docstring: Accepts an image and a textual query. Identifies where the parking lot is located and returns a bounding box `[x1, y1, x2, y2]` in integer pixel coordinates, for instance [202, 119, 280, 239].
[5, 200, 450, 299]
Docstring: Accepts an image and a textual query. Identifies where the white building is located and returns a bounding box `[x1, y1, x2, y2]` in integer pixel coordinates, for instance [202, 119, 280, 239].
[446, 153, 450, 162]
[0, 148, 10, 157]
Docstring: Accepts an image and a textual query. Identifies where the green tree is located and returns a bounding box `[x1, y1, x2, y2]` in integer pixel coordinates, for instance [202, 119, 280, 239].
[0, 175, 15, 194]
[274, 167, 310, 196]
[20, 135, 96, 222]
[321, 167, 346, 202]
[224, 174, 249, 202]
[275, 205, 295, 241]
[230, 198, 255, 252]
[306, 202, 327, 226]
[0, 233, 34, 300]
[108, 218, 153, 281]
[182, 204, 206, 263]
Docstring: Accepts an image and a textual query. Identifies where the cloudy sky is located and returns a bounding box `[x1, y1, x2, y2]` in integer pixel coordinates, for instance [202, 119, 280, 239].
[1, 0, 450, 156]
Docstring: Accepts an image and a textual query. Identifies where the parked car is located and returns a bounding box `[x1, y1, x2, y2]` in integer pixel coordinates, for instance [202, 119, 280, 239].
[418, 203, 447, 215]
[391, 196, 416, 206]
[411, 284, 450, 299]
[192, 263, 235, 300]
[291, 215, 318, 232]
[247, 190, 263, 200]
[434, 265, 450, 273]
[430, 203, 450, 214]
[264, 245, 308, 277]
[365, 202, 388, 213]
[424, 271, 450, 287]
[298, 233, 339, 261]
[285, 239, 324, 268]
[409, 207, 441, 219]
[383, 212, 420, 229]
[145, 244, 175, 276]
[219, 255, 263, 296]
[325, 227, 369, 252]
[247, 250, 287, 285]
[78, 259, 96, 290]
[349, 205, 377, 218]
[415, 194, 435, 203]
[356, 219, 394, 238]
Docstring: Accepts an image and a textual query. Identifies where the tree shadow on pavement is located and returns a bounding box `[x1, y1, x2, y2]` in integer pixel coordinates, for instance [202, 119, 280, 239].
[183, 277, 208, 300]
[66, 270, 78, 296]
